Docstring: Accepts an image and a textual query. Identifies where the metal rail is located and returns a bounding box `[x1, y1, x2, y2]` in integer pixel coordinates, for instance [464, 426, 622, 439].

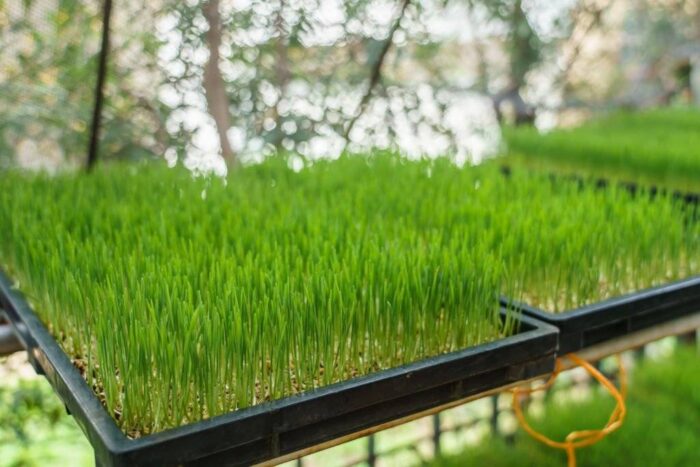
[259, 311, 700, 466]
[0, 321, 22, 355]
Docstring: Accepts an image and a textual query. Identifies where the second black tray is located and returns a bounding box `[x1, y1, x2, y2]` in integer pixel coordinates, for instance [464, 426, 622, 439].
[499, 164, 700, 207]
[501, 276, 700, 353]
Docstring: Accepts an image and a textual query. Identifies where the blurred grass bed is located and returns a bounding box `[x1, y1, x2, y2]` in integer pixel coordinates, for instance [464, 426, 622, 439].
[0, 155, 697, 435]
[503, 108, 700, 192]
[429, 347, 700, 467]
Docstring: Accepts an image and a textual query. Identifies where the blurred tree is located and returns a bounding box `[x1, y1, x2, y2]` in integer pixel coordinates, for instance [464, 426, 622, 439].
[460, 0, 612, 126]
[3, 0, 698, 171]
[161, 0, 430, 167]
[203, 0, 236, 166]
[343, 0, 411, 143]
[485, 0, 540, 125]
[623, 0, 700, 107]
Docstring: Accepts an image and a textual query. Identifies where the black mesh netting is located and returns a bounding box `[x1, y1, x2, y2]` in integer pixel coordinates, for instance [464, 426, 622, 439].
[0, 1, 104, 170]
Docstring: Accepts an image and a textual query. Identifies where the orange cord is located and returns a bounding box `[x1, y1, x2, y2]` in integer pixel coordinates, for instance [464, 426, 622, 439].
[511, 353, 627, 467]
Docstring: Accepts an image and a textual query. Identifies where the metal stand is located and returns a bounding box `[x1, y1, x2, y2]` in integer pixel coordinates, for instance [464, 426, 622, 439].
[257, 311, 700, 466]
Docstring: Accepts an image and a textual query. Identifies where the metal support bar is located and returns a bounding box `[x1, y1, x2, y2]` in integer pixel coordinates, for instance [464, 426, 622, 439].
[677, 330, 697, 347]
[256, 376, 543, 466]
[490, 395, 499, 436]
[367, 434, 377, 467]
[432, 413, 441, 457]
[0, 323, 23, 355]
[560, 312, 700, 368]
[261, 312, 700, 466]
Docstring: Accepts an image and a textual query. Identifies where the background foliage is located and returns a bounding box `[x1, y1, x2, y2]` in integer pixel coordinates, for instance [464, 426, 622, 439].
[2, 0, 698, 170]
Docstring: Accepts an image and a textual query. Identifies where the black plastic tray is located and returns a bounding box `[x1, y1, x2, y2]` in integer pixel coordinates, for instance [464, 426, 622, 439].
[499, 165, 700, 207]
[0, 270, 557, 466]
[501, 276, 700, 354]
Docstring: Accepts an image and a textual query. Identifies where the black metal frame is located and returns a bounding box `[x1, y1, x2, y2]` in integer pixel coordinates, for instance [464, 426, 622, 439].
[0, 270, 557, 467]
[499, 165, 700, 207]
[86, 0, 112, 170]
[502, 276, 700, 354]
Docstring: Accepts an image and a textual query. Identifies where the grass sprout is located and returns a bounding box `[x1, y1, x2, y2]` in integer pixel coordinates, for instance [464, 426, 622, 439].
[0, 157, 509, 435]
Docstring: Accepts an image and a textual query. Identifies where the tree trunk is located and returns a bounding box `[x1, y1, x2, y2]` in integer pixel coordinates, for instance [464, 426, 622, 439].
[203, 0, 236, 167]
[273, 0, 290, 149]
[499, 0, 537, 126]
[493, 86, 535, 126]
[343, 0, 411, 143]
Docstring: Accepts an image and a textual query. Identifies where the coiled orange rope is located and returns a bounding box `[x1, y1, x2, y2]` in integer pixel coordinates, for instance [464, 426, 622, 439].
[511, 353, 627, 467]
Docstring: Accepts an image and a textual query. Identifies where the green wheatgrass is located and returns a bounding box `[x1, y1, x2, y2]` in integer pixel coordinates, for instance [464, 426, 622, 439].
[0, 155, 697, 435]
[0, 157, 510, 435]
[498, 174, 699, 311]
[503, 108, 700, 192]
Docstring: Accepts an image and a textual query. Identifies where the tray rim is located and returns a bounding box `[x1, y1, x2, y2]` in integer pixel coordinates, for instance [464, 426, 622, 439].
[500, 275, 700, 324]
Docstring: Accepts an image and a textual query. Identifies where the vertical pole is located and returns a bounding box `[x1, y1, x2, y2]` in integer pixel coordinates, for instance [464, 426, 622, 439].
[86, 0, 113, 171]
[367, 434, 377, 467]
[490, 395, 499, 436]
[0, 323, 22, 355]
[678, 330, 697, 348]
[295, 458, 303, 467]
[432, 413, 441, 458]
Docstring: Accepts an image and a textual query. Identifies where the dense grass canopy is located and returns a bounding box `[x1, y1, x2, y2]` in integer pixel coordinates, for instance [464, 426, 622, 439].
[503, 108, 700, 191]
[0, 155, 696, 434]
